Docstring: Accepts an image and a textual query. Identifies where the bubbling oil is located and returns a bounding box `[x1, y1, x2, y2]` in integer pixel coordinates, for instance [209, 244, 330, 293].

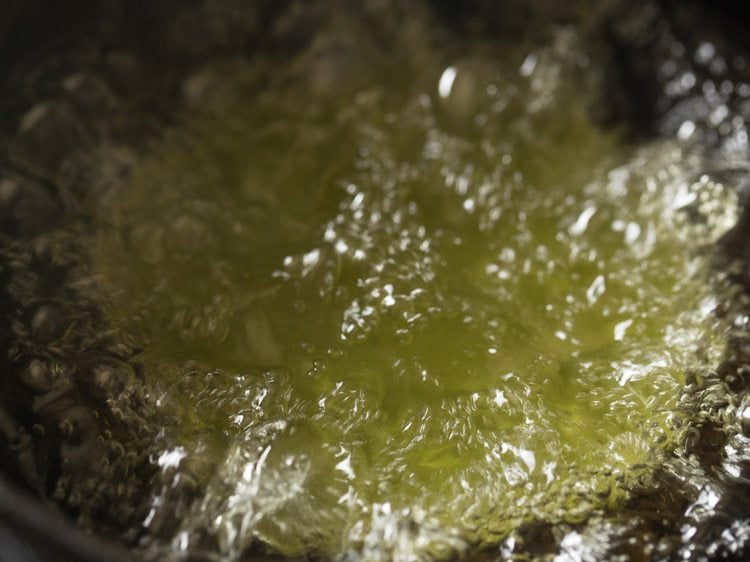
[92, 21, 736, 562]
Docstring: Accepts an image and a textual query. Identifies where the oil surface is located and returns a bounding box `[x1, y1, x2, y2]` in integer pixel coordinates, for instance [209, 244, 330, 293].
[91, 21, 735, 562]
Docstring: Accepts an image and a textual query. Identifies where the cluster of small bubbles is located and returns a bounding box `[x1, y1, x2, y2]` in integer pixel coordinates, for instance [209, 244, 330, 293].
[0, 22, 197, 538]
[84, 14, 746, 559]
[2, 0, 750, 560]
[322, 175, 439, 341]
[6, 1, 734, 561]
[654, 30, 750, 166]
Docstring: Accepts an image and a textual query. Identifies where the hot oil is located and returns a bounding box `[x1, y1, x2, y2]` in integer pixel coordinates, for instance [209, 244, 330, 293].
[90, 15, 737, 562]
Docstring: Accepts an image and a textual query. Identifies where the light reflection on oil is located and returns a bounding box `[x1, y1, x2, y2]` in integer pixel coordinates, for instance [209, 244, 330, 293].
[89, 16, 739, 562]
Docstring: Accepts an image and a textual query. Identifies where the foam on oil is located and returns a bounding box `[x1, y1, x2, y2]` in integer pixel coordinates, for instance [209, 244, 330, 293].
[91, 22, 736, 562]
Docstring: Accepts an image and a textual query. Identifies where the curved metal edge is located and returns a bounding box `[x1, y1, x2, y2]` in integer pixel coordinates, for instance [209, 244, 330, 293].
[0, 473, 133, 562]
